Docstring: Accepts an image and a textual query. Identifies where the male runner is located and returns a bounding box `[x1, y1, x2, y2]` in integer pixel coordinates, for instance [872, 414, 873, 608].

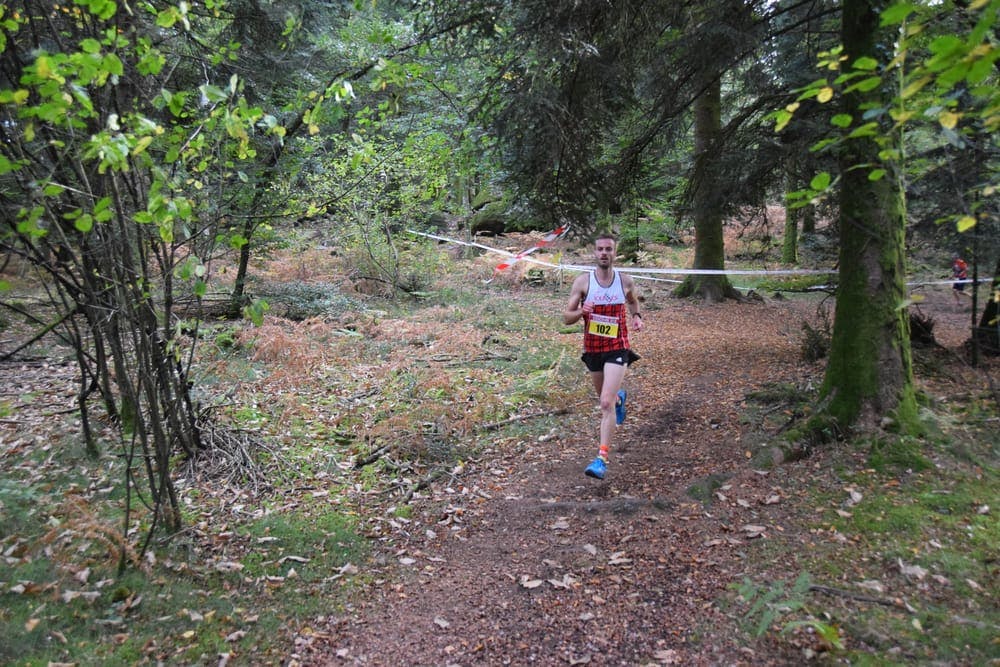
[563, 234, 643, 480]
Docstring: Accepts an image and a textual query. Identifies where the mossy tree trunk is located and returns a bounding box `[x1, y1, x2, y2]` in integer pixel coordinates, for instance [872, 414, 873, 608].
[818, 0, 918, 433]
[674, 76, 740, 302]
[782, 153, 800, 264]
[974, 254, 1000, 355]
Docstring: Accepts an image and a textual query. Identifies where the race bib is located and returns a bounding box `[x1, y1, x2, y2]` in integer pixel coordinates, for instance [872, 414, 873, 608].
[587, 314, 619, 338]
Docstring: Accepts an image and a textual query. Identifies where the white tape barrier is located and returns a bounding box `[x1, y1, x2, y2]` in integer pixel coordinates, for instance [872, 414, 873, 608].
[407, 229, 993, 291]
[407, 229, 834, 277]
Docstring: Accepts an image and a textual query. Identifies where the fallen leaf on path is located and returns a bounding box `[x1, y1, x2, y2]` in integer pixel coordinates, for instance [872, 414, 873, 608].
[741, 524, 767, 538]
[897, 559, 927, 580]
[61, 590, 101, 603]
[519, 575, 543, 589]
[278, 555, 310, 564]
[653, 648, 682, 664]
[844, 488, 863, 507]
[608, 552, 632, 566]
[550, 517, 571, 530]
[433, 616, 450, 629]
[548, 573, 578, 589]
[857, 580, 885, 594]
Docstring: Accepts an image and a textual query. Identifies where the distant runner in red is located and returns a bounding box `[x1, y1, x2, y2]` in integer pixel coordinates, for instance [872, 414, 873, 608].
[563, 234, 643, 480]
[951, 255, 969, 303]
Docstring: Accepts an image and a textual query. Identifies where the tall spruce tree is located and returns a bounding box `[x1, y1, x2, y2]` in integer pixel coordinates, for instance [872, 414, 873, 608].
[818, 0, 919, 432]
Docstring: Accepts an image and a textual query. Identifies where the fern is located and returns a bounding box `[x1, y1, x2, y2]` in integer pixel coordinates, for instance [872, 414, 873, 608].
[733, 572, 842, 650]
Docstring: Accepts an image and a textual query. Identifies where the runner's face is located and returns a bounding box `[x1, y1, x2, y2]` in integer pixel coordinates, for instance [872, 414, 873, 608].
[594, 240, 615, 267]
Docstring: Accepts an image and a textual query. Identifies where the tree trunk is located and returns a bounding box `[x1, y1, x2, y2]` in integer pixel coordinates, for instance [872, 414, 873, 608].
[674, 76, 740, 302]
[818, 0, 918, 433]
[973, 254, 1000, 355]
[782, 153, 800, 264]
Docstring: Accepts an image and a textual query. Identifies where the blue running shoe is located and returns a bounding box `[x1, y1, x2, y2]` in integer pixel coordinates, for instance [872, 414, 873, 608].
[615, 389, 627, 425]
[585, 457, 607, 480]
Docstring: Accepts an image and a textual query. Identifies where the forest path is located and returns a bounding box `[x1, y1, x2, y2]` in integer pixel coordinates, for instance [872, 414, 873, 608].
[296, 283, 979, 666]
[297, 290, 838, 666]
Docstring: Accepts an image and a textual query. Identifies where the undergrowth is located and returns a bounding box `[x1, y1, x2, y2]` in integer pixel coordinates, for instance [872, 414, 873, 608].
[729, 401, 1000, 664]
[0, 253, 579, 665]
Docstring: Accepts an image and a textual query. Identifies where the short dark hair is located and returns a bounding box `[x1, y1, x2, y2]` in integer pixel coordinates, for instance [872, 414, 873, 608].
[595, 233, 616, 244]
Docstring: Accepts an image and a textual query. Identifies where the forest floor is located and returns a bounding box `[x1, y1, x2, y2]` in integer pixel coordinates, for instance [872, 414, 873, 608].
[2, 236, 997, 666]
[292, 269, 995, 666]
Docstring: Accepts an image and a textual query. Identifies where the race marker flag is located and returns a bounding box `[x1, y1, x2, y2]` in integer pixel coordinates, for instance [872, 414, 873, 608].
[492, 224, 570, 275]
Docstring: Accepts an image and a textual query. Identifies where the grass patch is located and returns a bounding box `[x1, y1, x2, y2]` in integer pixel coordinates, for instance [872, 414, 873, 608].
[0, 418, 368, 666]
[731, 412, 1000, 664]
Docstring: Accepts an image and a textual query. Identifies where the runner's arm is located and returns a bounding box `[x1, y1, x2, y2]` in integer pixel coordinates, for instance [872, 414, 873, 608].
[563, 275, 589, 325]
[623, 275, 644, 332]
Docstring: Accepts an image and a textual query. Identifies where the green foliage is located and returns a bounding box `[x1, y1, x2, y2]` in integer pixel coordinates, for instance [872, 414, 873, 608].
[0, 418, 368, 666]
[0, 0, 313, 544]
[733, 572, 843, 650]
[774, 1, 999, 229]
[867, 434, 932, 472]
[236, 509, 366, 581]
[755, 275, 831, 293]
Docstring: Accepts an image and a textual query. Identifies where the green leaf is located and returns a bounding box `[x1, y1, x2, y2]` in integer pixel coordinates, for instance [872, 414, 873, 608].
[852, 56, 879, 71]
[94, 197, 114, 222]
[156, 7, 179, 27]
[774, 109, 792, 132]
[966, 56, 993, 85]
[101, 53, 124, 76]
[868, 169, 887, 181]
[810, 172, 831, 190]
[879, 3, 917, 26]
[242, 299, 270, 327]
[831, 114, 853, 128]
[956, 216, 976, 232]
[809, 138, 838, 153]
[0, 154, 19, 175]
[75, 213, 94, 233]
[845, 76, 882, 93]
[80, 38, 101, 54]
[199, 84, 228, 104]
[848, 122, 879, 138]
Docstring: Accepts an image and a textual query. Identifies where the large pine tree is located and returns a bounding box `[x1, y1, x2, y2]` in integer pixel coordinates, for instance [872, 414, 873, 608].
[818, 0, 919, 432]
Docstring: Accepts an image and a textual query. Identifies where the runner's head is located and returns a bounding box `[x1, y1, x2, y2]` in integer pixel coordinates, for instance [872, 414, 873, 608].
[594, 234, 616, 268]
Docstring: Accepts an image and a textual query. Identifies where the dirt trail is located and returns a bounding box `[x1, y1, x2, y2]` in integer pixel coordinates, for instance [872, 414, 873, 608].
[295, 292, 841, 666]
